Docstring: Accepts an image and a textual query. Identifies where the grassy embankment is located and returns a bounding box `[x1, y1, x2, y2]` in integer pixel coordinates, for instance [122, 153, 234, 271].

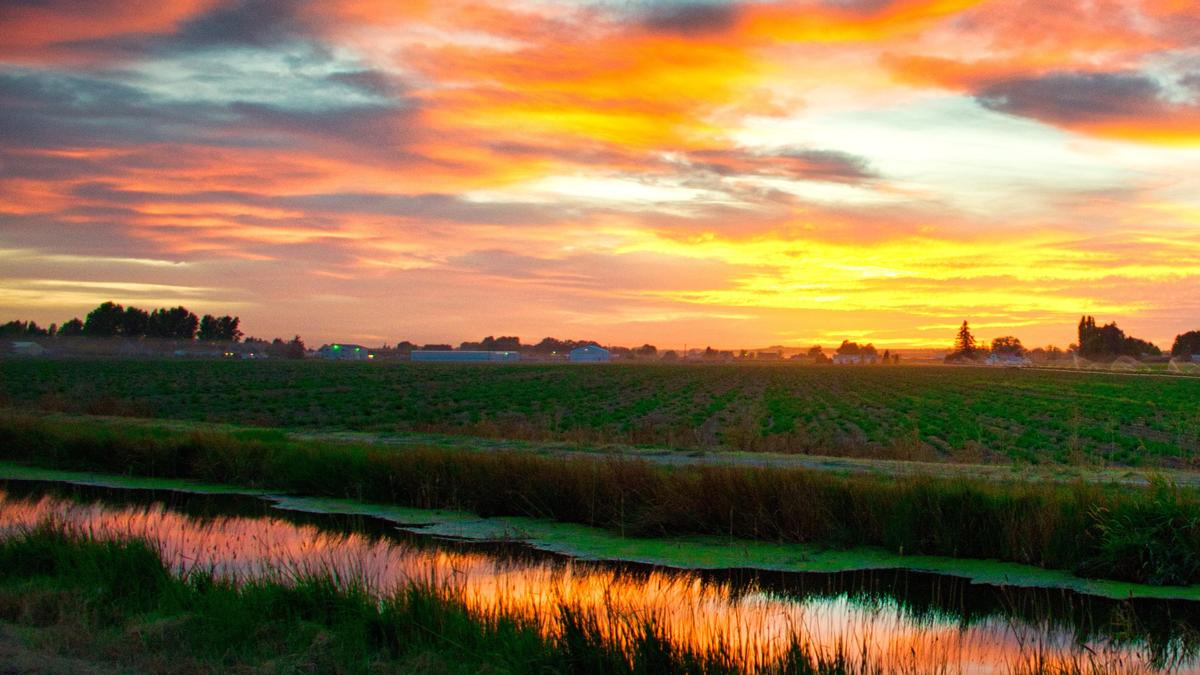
[0, 527, 869, 674]
[2, 413, 1200, 587]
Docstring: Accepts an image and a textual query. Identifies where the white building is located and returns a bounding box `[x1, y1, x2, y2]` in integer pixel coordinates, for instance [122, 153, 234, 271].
[569, 345, 610, 363]
[317, 344, 373, 360]
[832, 353, 876, 365]
[411, 350, 520, 363]
[10, 341, 47, 357]
[985, 352, 1031, 367]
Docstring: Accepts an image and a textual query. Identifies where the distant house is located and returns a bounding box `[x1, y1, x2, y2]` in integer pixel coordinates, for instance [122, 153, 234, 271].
[569, 345, 610, 363]
[318, 343, 373, 361]
[755, 351, 782, 361]
[10, 341, 47, 357]
[833, 353, 878, 365]
[411, 350, 520, 363]
[985, 352, 1031, 367]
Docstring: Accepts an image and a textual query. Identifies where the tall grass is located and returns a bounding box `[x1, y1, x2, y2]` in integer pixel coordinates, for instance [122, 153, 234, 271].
[2, 413, 1200, 586]
[0, 526, 880, 674]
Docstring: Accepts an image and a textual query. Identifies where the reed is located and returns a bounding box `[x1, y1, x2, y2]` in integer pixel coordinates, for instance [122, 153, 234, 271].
[2, 412, 1199, 586]
[0, 526, 885, 674]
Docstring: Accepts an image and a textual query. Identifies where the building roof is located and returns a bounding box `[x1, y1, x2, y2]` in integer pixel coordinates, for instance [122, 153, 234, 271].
[321, 343, 369, 352]
[570, 345, 608, 353]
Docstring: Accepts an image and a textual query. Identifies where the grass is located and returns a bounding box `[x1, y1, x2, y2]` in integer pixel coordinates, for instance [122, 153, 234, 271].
[0, 526, 880, 674]
[3, 413, 1200, 587]
[3, 359, 1200, 465]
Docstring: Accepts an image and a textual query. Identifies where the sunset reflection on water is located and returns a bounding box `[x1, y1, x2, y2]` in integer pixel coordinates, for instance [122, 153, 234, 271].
[0, 490, 1175, 673]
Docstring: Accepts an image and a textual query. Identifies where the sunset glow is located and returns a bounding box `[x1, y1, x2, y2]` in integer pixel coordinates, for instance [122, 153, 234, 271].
[3, 0, 1199, 347]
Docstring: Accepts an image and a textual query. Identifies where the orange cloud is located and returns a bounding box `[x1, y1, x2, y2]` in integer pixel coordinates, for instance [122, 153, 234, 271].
[0, 0, 221, 62]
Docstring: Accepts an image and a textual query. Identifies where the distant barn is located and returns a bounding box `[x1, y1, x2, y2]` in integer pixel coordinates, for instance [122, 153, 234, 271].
[985, 353, 1031, 367]
[318, 344, 372, 360]
[569, 345, 610, 363]
[9, 341, 48, 358]
[411, 350, 520, 363]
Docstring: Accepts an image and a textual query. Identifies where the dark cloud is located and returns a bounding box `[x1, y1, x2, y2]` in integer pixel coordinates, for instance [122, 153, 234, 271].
[0, 70, 211, 147]
[774, 149, 877, 182]
[327, 70, 401, 97]
[821, 0, 895, 13]
[685, 148, 878, 183]
[59, 0, 309, 57]
[975, 72, 1166, 124]
[1183, 73, 1200, 95]
[61, 182, 574, 228]
[282, 193, 574, 226]
[0, 68, 417, 155]
[227, 101, 417, 150]
[640, 2, 738, 34]
[173, 0, 305, 49]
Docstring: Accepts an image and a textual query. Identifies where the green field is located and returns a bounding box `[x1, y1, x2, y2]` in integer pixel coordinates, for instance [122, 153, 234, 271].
[2, 360, 1199, 466]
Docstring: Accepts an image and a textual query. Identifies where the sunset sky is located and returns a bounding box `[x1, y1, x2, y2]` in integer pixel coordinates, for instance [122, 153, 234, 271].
[2, 0, 1198, 349]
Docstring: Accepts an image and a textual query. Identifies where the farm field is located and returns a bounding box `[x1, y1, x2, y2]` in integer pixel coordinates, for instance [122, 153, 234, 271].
[3, 359, 1199, 467]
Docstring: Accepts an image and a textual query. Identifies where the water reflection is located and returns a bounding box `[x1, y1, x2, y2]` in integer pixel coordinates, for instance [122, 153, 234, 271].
[0, 482, 1195, 674]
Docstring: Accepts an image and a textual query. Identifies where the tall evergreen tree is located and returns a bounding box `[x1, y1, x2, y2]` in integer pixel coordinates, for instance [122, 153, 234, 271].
[954, 321, 977, 356]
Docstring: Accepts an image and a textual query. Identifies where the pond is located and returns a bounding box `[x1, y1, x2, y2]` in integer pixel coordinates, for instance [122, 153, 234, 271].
[1, 479, 1197, 673]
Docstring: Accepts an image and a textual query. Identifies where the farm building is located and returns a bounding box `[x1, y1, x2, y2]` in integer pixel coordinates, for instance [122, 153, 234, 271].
[833, 353, 877, 365]
[318, 344, 373, 360]
[411, 350, 520, 363]
[985, 353, 1031, 367]
[9, 341, 47, 357]
[569, 345, 610, 362]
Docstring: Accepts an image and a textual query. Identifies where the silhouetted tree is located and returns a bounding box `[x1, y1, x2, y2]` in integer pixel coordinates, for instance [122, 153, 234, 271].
[268, 335, 306, 359]
[807, 345, 830, 364]
[147, 306, 199, 339]
[634, 344, 657, 358]
[990, 336, 1025, 355]
[1173, 331, 1200, 357]
[0, 320, 50, 338]
[1077, 315, 1159, 358]
[198, 315, 242, 342]
[83, 302, 126, 337]
[58, 318, 84, 337]
[120, 306, 149, 337]
[954, 321, 977, 357]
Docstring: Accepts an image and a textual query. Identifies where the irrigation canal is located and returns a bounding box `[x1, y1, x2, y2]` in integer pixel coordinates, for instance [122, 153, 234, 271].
[1, 479, 1198, 673]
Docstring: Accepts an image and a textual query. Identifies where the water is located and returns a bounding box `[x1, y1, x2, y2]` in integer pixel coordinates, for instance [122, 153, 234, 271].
[1, 480, 1198, 673]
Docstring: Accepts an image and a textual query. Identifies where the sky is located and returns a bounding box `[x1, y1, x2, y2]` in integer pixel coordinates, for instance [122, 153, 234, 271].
[1, 0, 1198, 349]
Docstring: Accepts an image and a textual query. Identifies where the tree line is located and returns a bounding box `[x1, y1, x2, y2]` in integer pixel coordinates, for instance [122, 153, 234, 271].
[381, 336, 659, 359]
[0, 301, 241, 341]
[945, 316, 1199, 363]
